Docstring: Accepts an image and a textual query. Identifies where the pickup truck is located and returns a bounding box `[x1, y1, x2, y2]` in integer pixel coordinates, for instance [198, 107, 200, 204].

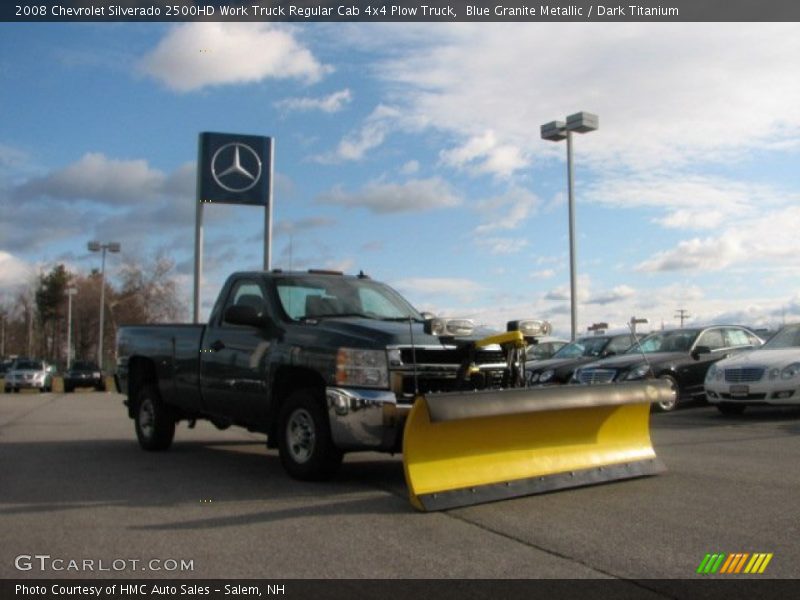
[116, 269, 512, 480]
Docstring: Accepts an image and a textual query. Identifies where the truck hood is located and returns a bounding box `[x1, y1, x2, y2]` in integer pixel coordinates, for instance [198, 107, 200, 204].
[300, 317, 498, 349]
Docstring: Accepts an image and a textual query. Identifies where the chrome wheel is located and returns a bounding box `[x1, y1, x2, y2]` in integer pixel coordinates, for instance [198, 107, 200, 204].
[654, 375, 679, 412]
[286, 408, 316, 464]
[138, 397, 155, 440]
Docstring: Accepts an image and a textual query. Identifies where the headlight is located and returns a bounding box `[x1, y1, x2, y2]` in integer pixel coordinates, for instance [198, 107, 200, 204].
[34, 373, 45, 382]
[539, 369, 555, 383]
[780, 362, 800, 380]
[624, 364, 651, 380]
[705, 364, 717, 383]
[528, 372, 540, 384]
[93, 372, 102, 378]
[507, 319, 552, 337]
[336, 348, 389, 388]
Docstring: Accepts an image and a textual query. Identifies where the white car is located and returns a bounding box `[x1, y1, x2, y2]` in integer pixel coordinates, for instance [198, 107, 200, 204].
[705, 324, 800, 415]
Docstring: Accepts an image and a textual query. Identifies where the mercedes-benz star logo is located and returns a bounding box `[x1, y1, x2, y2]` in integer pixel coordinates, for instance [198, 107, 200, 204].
[211, 142, 263, 193]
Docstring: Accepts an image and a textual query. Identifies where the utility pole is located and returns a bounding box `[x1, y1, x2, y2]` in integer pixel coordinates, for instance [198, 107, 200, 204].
[675, 309, 690, 327]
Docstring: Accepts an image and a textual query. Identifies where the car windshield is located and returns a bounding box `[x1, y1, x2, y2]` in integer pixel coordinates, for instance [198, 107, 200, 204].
[627, 329, 700, 354]
[276, 275, 423, 322]
[72, 361, 99, 370]
[14, 360, 43, 370]
[762, 324, 800, 349]
[552, 337, 611, 359]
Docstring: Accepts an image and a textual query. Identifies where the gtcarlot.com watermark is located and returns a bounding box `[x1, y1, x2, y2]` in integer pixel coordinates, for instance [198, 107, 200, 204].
[14, 554, 194, 573]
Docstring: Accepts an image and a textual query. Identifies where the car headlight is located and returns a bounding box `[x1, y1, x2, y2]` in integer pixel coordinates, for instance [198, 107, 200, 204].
[34, 373, 45, 382]
[705, 364, 717, 383]
[336, 348, 389, 388]
[624, 364, 651, 380]
[93, 372, 102, 378]
[780, 362, 800, 380]
[539, 369, 555, 383]
[528, 372, 540, 384]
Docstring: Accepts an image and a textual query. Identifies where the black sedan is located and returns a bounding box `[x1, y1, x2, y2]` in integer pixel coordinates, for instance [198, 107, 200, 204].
[572, 325, 763, 411]
[525, 333, 641, 385]
[63, 361, 105, 392]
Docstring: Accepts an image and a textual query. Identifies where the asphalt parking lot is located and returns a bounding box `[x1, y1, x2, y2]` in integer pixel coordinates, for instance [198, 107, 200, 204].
[1, 390, 799, 584]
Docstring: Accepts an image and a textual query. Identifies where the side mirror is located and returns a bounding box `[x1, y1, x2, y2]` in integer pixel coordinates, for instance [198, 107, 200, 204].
[224, 305, 267, 328]
[691, 345, 711, 360]
[601, 349, 616, 357]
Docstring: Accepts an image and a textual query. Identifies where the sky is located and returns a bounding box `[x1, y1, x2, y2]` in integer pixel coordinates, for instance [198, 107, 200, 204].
[2, 21, 800, 337]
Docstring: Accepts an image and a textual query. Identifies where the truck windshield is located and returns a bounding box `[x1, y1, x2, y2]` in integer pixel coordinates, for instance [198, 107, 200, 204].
[276, 276, 422, 322]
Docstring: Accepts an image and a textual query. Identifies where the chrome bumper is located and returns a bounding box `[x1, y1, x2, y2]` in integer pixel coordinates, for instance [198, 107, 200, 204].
[326, 387, 411, 452]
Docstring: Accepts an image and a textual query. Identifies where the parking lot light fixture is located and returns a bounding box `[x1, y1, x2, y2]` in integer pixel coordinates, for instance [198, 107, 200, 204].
[88, 241, 121, 369]
[541, 112, 599, 341]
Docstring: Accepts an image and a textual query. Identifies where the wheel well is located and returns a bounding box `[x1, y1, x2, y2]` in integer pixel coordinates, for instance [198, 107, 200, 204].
[267, 366, 326, 448]
[126, 356, 158, 418]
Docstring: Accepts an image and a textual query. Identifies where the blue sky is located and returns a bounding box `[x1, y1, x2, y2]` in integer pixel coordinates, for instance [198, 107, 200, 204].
[2, 22, 800, 336]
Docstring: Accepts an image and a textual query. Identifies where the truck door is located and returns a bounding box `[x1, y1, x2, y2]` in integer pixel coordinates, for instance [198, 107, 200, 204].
[200, 278, 274, 425]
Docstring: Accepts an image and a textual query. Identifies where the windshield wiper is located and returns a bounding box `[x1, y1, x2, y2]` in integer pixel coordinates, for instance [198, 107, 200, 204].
[301, 312, 376, 320]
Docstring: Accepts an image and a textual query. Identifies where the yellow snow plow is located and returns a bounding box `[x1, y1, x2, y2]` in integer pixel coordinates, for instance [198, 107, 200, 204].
[401, 328, 671, 511]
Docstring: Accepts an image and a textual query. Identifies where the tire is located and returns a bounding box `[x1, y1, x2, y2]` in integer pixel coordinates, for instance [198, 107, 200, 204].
[718, 402, 746, 416]
[64, 384, 73, 393]
[653, 374, 680, 412]
[134, 385, 176, 451]
[95, 383, 106, 392]
[278, 389, 343, 481]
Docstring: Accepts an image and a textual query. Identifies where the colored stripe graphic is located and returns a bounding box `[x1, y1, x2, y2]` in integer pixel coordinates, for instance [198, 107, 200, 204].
[698, 552, 773, 575]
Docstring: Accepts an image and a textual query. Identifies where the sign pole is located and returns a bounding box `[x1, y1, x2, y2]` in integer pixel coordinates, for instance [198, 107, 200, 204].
[264, 139, 274, 271]
[193, 200, 203, 324]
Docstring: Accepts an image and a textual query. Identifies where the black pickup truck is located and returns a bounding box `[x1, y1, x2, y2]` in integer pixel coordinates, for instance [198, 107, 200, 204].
[116, 269, 512, 480]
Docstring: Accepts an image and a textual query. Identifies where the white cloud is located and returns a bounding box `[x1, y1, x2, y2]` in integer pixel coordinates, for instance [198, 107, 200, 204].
[316, 177, 461, 214]
[636, 235, 745, 272]
[276, 89, 352, 113]
[587, 285, 636, 305]
[0, 252, 34, 293]
[361, 23, 800, 175]
[439, 130, 527, 178]
[474, 187, 541, 234]
[140, 23, 330, 92]
[319, 104, 400, 162]
[478, 237, 529, 255]
[15, 153, 167, 204]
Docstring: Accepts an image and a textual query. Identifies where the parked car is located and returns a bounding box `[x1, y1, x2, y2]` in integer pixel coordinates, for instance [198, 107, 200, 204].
[526, 333, 641, 385]
[4, 359, 54, 393]
[64, 361, 105, 392]
[573, 326, 763, 412]
[705, 323, 800, 415]
[525, 337, 568, 362]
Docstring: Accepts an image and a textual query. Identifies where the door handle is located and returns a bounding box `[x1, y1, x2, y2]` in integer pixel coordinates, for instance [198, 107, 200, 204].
[210, 340, 226, 352]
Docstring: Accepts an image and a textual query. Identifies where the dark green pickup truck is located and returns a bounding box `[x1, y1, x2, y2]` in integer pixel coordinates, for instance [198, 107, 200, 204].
[116, 269, 510, 480]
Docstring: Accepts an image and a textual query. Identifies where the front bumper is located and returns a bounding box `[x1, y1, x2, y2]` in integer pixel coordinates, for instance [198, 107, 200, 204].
[326, 387, 411, 452]
[706, 381, 800, 405]
[6, 379, 46, 389]
[65, 375, 103, 387]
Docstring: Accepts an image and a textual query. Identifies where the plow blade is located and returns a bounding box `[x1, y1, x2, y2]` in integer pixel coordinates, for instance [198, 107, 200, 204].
[402, 381, 672, 511]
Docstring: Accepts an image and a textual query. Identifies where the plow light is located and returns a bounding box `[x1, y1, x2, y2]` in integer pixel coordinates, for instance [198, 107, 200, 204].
[424, 318, 475, 337]
[508, 319, 552, 337]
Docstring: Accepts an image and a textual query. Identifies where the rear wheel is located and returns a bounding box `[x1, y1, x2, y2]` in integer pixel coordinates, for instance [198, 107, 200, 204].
[718, 402, 746, 416]
[278, 389, 342, 481]
[134, 385, 175, 451]
[653, 374, 679, 412]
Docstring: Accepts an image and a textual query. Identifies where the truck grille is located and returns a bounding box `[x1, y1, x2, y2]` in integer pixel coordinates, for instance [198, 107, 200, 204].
[398, 347, 505, 366]
[724, 368, 764, 383]
[576, 369, 616, 384]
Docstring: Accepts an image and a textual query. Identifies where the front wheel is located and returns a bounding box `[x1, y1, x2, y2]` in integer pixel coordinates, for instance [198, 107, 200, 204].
[653, 374, 679, 412]
[134, 385, 175, 451]
[278, 389, 343, 481]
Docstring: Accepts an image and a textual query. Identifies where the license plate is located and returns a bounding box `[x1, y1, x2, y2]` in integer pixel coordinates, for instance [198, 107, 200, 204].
[729, 384, 749, 397]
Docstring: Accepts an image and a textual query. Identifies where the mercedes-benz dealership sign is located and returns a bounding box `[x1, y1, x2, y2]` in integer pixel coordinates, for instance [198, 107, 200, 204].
[198, 132, 272, 206]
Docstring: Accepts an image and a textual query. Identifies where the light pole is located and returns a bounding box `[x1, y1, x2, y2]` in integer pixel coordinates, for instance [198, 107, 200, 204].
[88, 241, 120, 369]
[541, 112, 599, 340]
[65, 287, 77, 368]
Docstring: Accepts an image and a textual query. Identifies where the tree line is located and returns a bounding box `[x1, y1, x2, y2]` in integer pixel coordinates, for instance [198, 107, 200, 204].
[0, 255, 186, 370]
